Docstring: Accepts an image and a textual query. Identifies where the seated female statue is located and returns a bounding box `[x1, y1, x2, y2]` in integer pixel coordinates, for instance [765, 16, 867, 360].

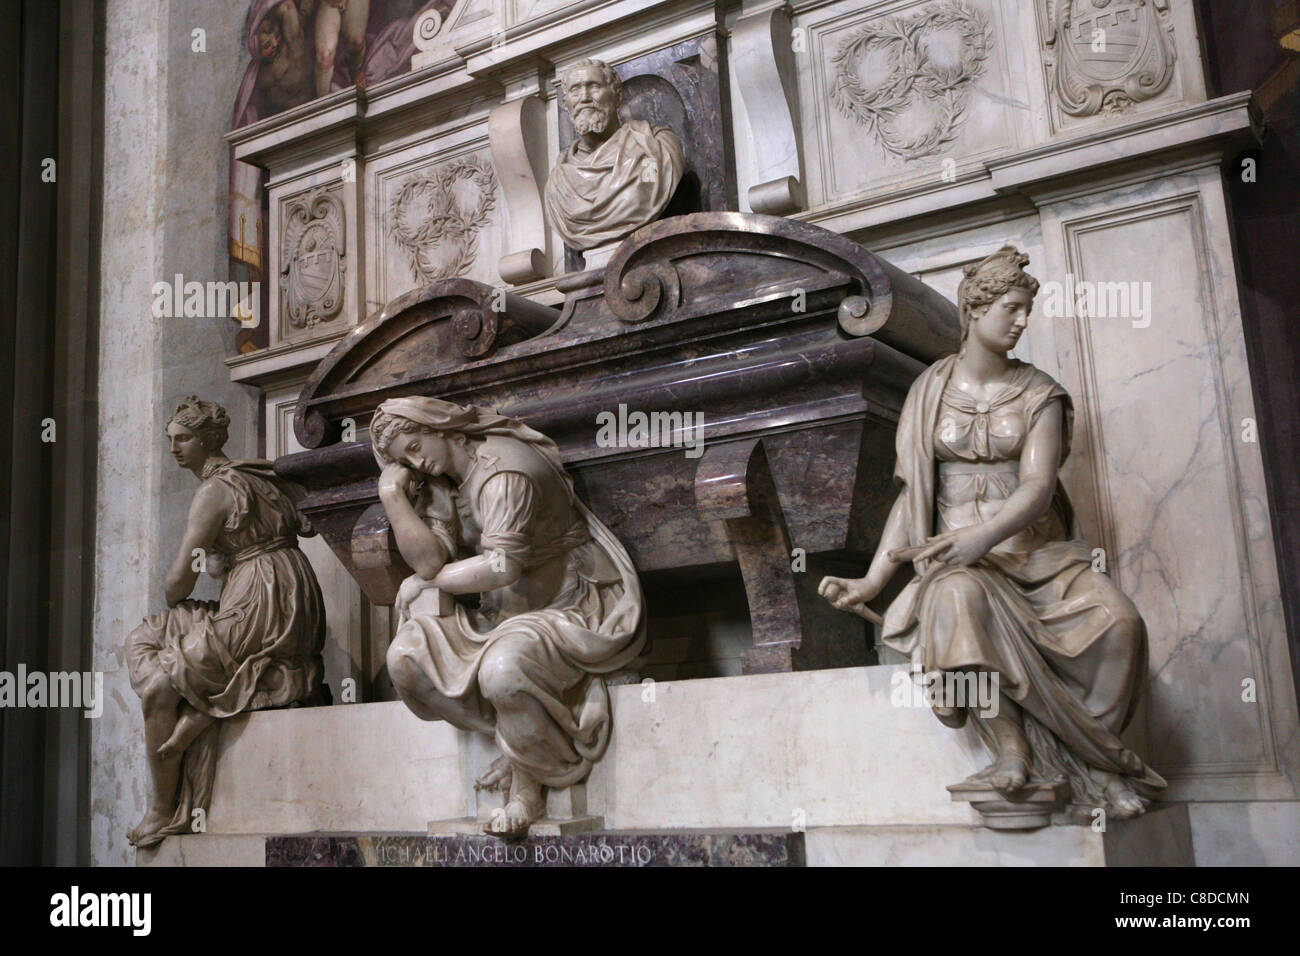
[371, 397, 645, 837]
[819, 247, 1166, 820]
[126, 396, 327, 848]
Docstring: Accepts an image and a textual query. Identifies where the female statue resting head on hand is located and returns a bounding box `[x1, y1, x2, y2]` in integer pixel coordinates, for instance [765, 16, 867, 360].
[369, 397, 645, 838]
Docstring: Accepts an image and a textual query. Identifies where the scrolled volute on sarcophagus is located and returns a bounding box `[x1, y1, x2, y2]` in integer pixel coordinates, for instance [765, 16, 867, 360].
[276, 212, 961, 674]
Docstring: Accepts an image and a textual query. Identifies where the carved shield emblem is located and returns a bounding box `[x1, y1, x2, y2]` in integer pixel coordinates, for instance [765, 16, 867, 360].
[1046, 0, 1177, 116]
[281, 190, 347, 330]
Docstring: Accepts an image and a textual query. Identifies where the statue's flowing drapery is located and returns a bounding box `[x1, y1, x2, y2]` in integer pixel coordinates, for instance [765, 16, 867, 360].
[883, 355, 1167, 806]
[376, 398, 646, 788]
[127, 460, 326, 844]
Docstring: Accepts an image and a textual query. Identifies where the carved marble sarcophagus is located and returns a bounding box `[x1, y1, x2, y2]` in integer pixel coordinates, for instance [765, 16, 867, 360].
[275, 212, 959, 673]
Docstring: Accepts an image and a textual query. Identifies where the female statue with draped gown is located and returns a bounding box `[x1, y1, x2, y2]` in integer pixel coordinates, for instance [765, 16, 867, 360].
[126, 396, 327, 849]
[819, 247, 1166, 823]
[371, 397, 645, 837]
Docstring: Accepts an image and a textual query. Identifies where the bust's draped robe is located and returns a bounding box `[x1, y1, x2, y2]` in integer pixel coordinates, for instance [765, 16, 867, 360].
[544, 119, 685, 250]
[883, 355, 1166, 806]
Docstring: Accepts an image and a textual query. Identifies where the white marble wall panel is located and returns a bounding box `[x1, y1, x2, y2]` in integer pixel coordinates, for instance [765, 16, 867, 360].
[1036, 166, 1298, 802]
[206, 702, 465, 833]
[367, 133, 505, 312]
[795, 0, 1033, 211]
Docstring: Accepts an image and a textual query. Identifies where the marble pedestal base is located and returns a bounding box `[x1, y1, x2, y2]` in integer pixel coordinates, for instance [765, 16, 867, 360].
[806, 805, 1194, 866]
[947, 778, 1071, 829]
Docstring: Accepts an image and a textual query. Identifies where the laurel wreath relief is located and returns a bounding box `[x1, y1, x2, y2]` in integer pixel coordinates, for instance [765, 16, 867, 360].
[830, 0, 993, 161]
[388, 156, 498, 284]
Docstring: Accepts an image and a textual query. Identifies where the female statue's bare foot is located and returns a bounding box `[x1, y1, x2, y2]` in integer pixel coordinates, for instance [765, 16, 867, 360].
[1097, 772, 1149, 818]
[474, 756, 512, 793]
[156, 707, 213, 759]
[127, 806, 172, 848]
[970, 749, 1031, 794]
[483, 768, 544, 838]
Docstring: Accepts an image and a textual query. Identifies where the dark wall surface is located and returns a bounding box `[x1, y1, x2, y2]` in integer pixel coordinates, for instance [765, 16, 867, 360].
[1196, 0, 1300, 710]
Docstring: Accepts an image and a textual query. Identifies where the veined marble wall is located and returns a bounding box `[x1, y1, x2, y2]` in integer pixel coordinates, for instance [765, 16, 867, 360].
[91, 0, 1298, 864]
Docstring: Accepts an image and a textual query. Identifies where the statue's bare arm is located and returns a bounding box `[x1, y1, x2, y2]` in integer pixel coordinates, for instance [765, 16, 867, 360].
[165, 482, 233, 607]
[821, 400, 1064, 613]
[431, 550, 523, 595]
[377, 463, 449, 579]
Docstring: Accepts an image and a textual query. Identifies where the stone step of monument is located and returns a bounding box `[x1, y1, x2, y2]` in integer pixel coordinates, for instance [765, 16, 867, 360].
[429, 815, 606, 837]
[137, 829, 805, 867]
[136, 807, 1193, 867]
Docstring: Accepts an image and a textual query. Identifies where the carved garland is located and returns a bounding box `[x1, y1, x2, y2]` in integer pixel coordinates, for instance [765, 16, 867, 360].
[388, 156, 498, 285]
[830, 0, 992, 161]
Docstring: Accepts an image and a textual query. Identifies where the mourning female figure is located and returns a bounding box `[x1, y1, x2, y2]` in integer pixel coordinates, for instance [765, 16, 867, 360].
[371, 397, 645, 837]
[819, 247, 1166, 822]
[126, 397, 327, 849]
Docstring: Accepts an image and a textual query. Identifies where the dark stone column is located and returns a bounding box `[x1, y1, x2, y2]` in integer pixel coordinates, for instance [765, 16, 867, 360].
[0, 0, 102, 866]
[1196, 0, 1300, 710]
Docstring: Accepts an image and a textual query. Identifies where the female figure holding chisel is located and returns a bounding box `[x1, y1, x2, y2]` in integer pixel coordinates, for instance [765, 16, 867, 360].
[819, 246, 1165, 822]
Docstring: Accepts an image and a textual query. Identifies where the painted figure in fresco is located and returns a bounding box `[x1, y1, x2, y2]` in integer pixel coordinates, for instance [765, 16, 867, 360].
[126, 397, 327, 849]
[304, 0, 372, 97]
[371, 397, 645, 837]
[252, 0, 315, 117]
[544, 58, 685, 251]
[230, 0, 453, 352]
[819, 247, 1167, 822]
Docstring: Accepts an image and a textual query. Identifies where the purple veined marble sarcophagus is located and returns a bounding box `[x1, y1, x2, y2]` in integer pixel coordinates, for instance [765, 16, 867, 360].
[274, 211, 959, 674]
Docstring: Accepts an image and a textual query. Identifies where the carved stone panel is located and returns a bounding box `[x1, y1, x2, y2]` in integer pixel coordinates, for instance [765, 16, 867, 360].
[829, 0, 993, 161]
[281, 187, 347, 333]
[371, 143, 503, 309]
[388, 156, 498, 285]
[1041, 0, 1178, 119]
[801, 0, 1024, 207]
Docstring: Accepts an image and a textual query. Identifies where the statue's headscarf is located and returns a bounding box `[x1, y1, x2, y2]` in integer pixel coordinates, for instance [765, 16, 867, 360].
[371, 396, 576, 498]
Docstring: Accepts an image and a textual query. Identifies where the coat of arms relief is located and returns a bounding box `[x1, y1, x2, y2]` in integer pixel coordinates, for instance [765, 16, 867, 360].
[1042, 0, 1178, 117]
[281, 188, 347, 331]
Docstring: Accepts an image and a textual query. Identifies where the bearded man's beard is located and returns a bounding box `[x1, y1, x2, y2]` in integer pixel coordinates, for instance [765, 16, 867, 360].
[572, 106, 615, 136]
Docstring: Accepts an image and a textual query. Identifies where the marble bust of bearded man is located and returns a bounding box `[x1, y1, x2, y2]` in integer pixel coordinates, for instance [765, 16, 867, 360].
[544, 58, 686, 252]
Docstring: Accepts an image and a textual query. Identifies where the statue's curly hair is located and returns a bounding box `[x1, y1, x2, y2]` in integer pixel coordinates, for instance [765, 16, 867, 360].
[957, 245, 1040, 340]
[165, 395, 229, 451]
[561, 58, 623, 106]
